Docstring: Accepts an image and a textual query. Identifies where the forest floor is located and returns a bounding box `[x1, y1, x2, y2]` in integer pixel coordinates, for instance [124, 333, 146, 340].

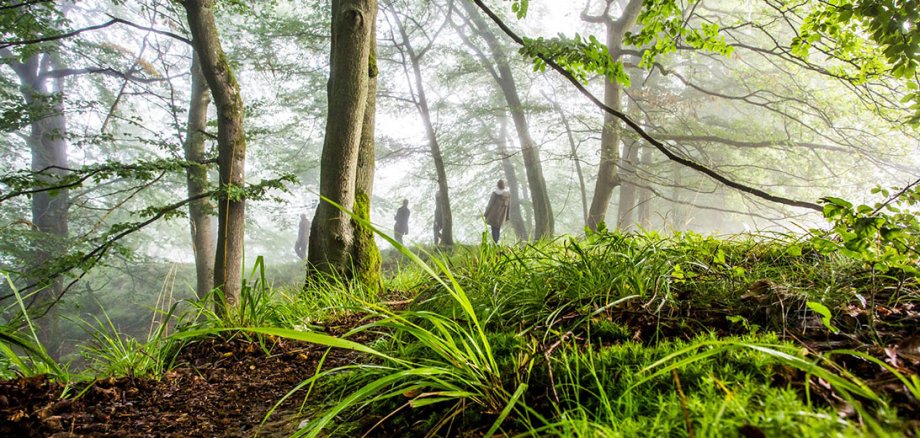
[2, 235, 920, 436]
[0, 336, 364, 437]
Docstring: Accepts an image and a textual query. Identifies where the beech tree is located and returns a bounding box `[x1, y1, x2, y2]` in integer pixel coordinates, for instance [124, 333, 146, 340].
[184, 0, 247, 307]
[581, 0, 643, 231]
[183, 52, 215, 300]
[308, 0, 382, 289]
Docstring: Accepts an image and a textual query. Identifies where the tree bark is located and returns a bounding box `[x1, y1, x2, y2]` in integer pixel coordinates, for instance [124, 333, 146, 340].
[498, 115, 528, 240]
[392, 11, 454, 246]
[462, 2, 554, 238]
[351, 8, 382, 291]
[185, 0, 246, 308]
[308, 0, 380, 285]
[585, 0, 644, 231]
[184, 52, 215, 300]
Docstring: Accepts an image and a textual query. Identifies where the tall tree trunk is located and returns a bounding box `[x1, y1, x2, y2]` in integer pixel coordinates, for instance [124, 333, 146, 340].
[637, 145, 652, 228]
[184, 53, 215, 300]
[617, 138, 640, 229]
[587, 67, 622, 231]
[585, 0, 644, 231]
[6, 51, 69, 353]
[462, 2, 554, 238]
[27, 60, 68, 353]
[308, 0, 380, 287]
[498, 115, 528, 240]
[351, 10, 382, 291]
[185, 0, 246, 308]
[392, 12, 454, 246]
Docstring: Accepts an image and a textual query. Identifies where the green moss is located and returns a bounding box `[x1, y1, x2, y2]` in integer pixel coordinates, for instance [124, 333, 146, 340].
[351, 190, 382, 293]
[368, 50, 378, 79]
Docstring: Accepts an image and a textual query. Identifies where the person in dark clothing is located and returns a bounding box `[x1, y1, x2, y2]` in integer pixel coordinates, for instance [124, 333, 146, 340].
[483, 180, 511, 243]
[394, 199, 410, 244]
[433, 190, 443, 245]
[294, 213, 310, 260]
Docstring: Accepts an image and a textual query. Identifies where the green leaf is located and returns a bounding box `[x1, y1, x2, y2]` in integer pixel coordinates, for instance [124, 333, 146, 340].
[807, 301, 839, 334]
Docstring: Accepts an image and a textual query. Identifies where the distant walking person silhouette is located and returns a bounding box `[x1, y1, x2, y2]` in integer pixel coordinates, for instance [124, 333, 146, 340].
[394, 199, 410, 244]
[483, 180, 510, 243]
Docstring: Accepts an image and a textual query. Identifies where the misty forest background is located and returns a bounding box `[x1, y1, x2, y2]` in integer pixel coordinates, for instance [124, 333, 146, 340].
[0, 0, 918, 395]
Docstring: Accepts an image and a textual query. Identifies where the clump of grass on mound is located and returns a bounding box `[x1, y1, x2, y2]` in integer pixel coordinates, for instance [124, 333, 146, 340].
[408, 231, 913, 339]
[276, 230, 916, 437]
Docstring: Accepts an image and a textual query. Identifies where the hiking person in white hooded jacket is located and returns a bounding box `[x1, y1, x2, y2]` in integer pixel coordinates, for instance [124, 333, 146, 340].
[483, 180, 511, 243]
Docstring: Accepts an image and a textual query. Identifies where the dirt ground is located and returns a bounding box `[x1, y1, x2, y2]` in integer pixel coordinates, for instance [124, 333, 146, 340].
[0, 335, 363, 437]
[1, 296, 918, 436]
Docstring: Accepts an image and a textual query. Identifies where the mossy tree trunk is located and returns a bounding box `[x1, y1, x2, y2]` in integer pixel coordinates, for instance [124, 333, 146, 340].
[184, 52, 216, 300]
[308, 0, 381, 290]
[352, 11, 382, 292]
[185, 0, 246, 308]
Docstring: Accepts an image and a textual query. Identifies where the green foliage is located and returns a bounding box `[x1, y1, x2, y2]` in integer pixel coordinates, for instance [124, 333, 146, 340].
[520, 34, 630, 86]
[0, 2, 68, 59]
[624, 0, 734, 67]
[78, 303, 181, 378]
[0, 274, 64, 379]
[509, 0, 529, 19]
[813, 181, 920, 274]
[806, 301, 839, 333]
[788, 0, 920, 124]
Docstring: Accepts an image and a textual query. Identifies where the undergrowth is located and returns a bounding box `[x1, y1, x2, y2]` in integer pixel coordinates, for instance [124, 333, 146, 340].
[1, 230, 918, 437]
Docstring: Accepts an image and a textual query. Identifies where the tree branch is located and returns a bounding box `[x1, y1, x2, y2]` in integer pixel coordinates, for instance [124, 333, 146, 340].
[470, 0, 822, 212]
[0, 16, 191, 50]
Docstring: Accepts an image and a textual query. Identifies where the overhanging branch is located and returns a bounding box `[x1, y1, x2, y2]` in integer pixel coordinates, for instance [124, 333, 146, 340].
[470, 0, 822, 212]
[0, 16, 191, 50]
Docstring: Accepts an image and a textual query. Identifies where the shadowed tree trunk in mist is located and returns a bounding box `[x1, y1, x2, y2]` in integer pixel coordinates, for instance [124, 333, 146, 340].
[461, 2, 554, 239]
[670, 161, 690, 230]
[498, 115, 529, 241]
[637, 145, 652, 228]
[390, 9, 454, 246]
[5, 50, 70, 352]
[584, 0, 643, 231]
[185, 0, 246, 309]
[184, 53, 215, 300]
[308, 0, 382, 290]
[617, 138, 640, 229]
